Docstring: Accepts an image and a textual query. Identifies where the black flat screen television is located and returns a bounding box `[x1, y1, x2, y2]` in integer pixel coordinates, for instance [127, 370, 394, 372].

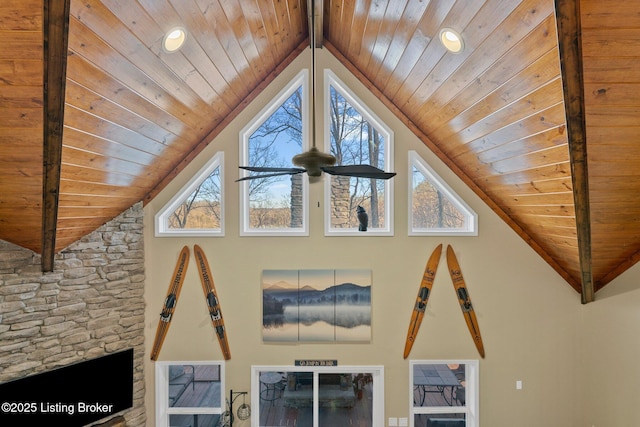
[0, 348, 133, 426]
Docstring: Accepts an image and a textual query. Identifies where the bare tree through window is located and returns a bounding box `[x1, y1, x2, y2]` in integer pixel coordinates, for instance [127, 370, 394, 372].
[409, 151, 477, 235]
[328, 83, 389, 230]
[411, 168, 465, 229]
[168, 168, 222, 230]
[155, 152, 225, 236]
[245, 82, 305, 230]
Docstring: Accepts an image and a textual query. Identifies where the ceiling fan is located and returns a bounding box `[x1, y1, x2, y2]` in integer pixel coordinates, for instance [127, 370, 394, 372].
[236, 0, 396, 183]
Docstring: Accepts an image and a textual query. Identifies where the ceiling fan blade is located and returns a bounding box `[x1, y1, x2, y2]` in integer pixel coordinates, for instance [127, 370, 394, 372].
[239, 166, 304, 173]
[236, 169, 306, 182]
[321, 164, 396, 180]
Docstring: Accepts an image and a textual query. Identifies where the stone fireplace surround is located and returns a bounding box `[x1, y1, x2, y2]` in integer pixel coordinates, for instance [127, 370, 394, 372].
[0, 203, 146, 426]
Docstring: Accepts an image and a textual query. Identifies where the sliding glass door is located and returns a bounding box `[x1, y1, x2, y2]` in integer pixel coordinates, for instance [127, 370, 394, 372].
[252, 365, 383, 427]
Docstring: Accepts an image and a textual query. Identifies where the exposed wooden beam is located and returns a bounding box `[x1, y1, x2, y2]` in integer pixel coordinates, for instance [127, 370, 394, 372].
[308, 0, 323, 48]
[42, 0, 71, 272]
[554, 0, 593, 303]
[325, 41, 583, 293]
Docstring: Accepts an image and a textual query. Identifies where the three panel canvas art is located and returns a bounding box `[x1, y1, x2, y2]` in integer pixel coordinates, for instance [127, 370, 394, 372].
[262, 269, 372, 342]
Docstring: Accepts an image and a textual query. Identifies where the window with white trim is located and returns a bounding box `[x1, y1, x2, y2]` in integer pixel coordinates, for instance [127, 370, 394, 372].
[239, 70, 309, 236]
[155, 361, 225, 427]
[155, 152, 224, 237]
[324, 70, 394, 236]
[410, 360, 478, 427]
[409, 151, 477, 236]
[252, 365, 384, 427]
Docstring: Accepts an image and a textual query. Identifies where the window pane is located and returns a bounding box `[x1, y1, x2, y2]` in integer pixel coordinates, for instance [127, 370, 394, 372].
[413, 364, 464, 408]
[169, 414, 222, 427]
[168, 168, 221, 231]
[247, 87, 304, 231]
[409, 151, 477, 236]
[328, 86, 389, 231]
[257, 371, 376, 427]
[412, 166, 464, 230]
[414, 414, 467, 427]
[155, 152, 224, 236]
[260, 371, 313, 427]
[410, 361, 477, 427]
[253, 366, 383, 426]
[318, 372, 373, 427]
[168, 364, 222, 408]
[325, 71, 393, 236]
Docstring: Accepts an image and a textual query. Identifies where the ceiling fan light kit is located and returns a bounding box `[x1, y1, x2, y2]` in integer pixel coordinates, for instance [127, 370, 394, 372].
[292, 146, 336, 177]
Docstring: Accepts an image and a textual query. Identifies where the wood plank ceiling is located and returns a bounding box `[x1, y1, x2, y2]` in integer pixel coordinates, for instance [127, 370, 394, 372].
[1, 0, 640, 302]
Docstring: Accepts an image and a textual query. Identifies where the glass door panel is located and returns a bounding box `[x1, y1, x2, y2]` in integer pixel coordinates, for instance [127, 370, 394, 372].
[259, 370, 313, 427]
[253, 366, 383, 427]
[318, 372, 373, 427]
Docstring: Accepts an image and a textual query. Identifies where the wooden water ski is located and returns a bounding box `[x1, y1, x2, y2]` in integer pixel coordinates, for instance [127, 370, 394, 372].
[150, 246, 190, 361]
[446, 245, 485, 358]
[404, 244, 443, 359]
[193, 245, 231, 360]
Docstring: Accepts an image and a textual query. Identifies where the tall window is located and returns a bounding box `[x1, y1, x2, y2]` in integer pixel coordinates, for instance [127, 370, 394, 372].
[410, 360, 479, 427]
[155, 361, 225, 427]
[409, 151, 477, 236]
[239, 70, 309, 236]
[324, 70, 394, 236]
[155, 152, 224, 237]
[252, 365, 384, 427]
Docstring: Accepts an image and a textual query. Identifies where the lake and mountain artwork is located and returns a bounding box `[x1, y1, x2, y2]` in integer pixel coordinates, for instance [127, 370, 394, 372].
[262, 269, 372, 342]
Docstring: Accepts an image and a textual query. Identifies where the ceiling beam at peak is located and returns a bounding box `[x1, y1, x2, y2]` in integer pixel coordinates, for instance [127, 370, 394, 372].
[42, 0, 71, 272]
[308, 0, 323, 48]
[554, 0, 593, 303]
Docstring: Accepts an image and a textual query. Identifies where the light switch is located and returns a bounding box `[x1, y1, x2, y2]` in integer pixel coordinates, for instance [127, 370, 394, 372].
[516, 380, 523, 390]
[399, 418, 408, 427]
[388, 417, 398, 426]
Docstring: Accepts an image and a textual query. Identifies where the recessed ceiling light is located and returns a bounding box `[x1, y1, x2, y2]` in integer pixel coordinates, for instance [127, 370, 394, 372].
[439, 28, 464, 53]
[163, 27, 187, 53]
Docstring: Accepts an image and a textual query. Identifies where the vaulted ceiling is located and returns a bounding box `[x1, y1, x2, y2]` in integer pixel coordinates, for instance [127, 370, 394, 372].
[1, 0, 639, 302]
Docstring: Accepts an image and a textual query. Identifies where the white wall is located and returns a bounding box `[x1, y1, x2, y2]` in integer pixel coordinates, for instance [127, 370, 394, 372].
[580, 262, 640, 427]
[143, 49, 583, 426]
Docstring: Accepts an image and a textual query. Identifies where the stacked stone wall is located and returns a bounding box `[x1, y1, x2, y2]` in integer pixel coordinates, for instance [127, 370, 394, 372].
[331, 176, 351, 227]
[0, 203, 146, 426]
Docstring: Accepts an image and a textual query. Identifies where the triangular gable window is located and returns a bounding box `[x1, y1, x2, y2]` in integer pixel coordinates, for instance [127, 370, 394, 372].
[239, 70, 309, 236]
[409, 151, 477, 235]
[155, 152, 224, 236]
